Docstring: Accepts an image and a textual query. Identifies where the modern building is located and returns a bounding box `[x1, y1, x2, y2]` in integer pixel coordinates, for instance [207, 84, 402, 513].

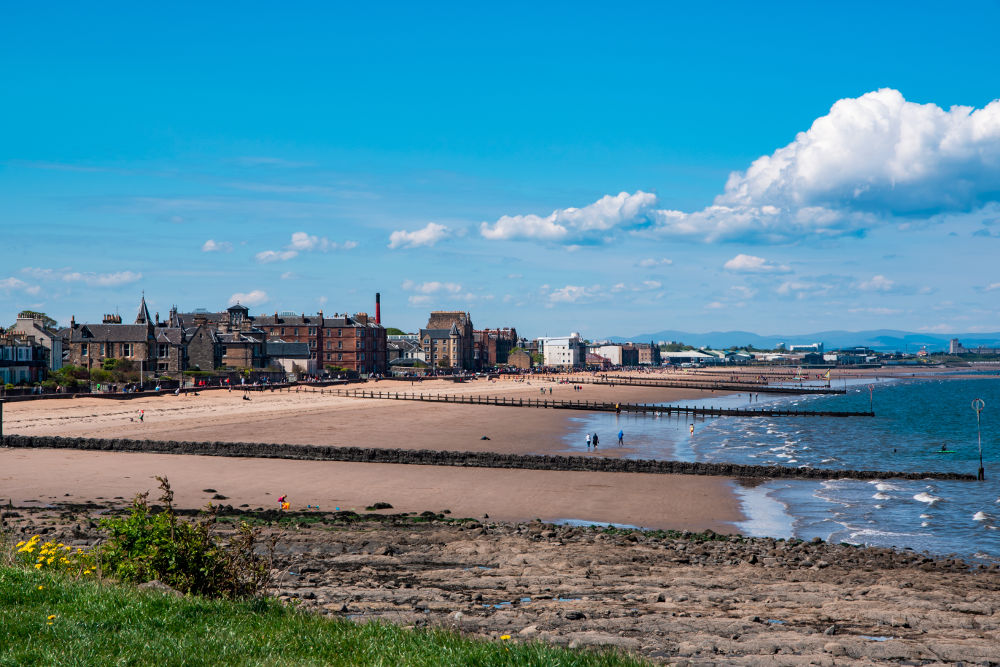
[538, 333, 585, 368]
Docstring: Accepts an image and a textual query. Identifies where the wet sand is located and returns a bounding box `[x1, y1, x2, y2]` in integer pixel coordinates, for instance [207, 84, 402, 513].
[0, 448, 742, 532]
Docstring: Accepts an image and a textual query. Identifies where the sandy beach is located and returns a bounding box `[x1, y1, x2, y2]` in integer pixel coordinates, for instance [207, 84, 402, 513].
[2, 377, 742, 530]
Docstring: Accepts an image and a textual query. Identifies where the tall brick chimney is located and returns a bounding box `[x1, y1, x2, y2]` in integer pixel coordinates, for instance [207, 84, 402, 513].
[375, 292, 381, 325]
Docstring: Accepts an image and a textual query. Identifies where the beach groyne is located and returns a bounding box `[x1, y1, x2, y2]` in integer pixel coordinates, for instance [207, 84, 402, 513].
[1, 434, 975, 481]
[324, 388, 873, 418]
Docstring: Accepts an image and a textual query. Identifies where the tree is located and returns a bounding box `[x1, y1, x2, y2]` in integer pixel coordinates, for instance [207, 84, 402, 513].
[384, 327, 408, 336]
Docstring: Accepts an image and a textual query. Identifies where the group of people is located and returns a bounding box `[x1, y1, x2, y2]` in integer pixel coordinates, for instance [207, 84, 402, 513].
[586, 429, 625, 449]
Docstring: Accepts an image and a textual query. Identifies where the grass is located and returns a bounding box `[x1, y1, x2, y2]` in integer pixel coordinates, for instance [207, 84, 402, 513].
[0, 567, 648, 666]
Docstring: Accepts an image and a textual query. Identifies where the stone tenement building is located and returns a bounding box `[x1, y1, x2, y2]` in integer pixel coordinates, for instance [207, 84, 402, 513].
[474, 327, 518, 367]
[420, 311, 476, 370]
[64, 296, 187, 374]
[11, 312, 63, 371]
[255, 309, 387, 376]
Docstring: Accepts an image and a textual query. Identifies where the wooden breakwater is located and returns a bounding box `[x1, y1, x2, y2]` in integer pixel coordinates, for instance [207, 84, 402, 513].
[0, 435, 974, 481]
[323, 388, 873, 418]
[558, 375, 845, 395]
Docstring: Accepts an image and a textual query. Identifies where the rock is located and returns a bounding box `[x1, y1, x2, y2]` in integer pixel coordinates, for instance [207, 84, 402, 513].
[563, 610, 586, 620]
[519, 625, 538, 636]
[824, 624, 838, 635]
[824, 642, 846, 656]
[138, 580, 183, 597]
[452, 611, 464, 621]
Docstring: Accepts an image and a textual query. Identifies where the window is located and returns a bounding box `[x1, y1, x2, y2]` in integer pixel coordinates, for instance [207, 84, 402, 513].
[81, 345, 88, 357]
[325, 341, 330, 350]
[121, 343, 132, 357]
[294, 328, 299, 336]
[100, 343, 106, 355]
[359, 353, 365, 361]
[337, 341, 342, 349]
[158, 343, 168, 357]
[337, 329, 342, 337]
[309, 340, 316, 348]
[358, 340, 365, 349]
[337, 353, 343, 361]
[309, 327, 316, 335]
[280, 328, 285, 335]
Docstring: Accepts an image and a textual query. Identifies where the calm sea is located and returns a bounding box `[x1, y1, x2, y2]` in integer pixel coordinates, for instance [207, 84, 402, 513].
[561, 373, 1000, 561]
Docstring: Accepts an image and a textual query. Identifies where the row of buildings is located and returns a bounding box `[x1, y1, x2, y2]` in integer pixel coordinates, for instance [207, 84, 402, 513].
[2, 295, 390, 382]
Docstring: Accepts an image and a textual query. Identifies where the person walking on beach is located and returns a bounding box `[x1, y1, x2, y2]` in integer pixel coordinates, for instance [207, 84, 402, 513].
[138, 410, 144, 423]
[586, 433, 591, 449]
[617, 429, 623, 446]
[592, 432, 599, 448]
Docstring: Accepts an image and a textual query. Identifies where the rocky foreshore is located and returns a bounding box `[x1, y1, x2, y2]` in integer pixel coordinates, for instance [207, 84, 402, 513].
[4, 504, 998, 665]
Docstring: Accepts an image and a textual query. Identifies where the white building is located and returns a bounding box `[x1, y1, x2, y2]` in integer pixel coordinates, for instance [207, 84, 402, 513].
[11, 312, 62, 370]
[594, 344, 624, 366]
[538, 333, 585, 368]
[788, 342, 824, 354]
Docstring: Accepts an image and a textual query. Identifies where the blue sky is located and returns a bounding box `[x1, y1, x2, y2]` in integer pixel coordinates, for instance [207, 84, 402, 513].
[3, 2, 1000, 339]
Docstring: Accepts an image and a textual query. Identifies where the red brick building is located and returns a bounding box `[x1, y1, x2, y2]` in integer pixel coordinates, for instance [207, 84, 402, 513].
[255, 310, 387, 376]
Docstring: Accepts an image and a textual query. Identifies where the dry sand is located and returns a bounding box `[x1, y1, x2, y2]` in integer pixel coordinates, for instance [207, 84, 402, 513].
[4, 377, 710, 455]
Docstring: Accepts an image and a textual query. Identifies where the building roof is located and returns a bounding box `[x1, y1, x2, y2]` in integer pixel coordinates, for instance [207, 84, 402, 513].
[266, 341, 310, 358]
[70, 324, 153, 343]
[420, 328, 454, 340]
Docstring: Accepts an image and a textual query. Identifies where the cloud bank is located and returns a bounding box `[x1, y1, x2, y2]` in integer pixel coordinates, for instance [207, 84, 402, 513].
[388, 222, 449, 249]
[477, 89, 1000, 246]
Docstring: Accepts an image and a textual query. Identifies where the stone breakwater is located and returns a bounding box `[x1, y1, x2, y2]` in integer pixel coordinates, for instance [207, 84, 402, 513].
[1, 435, 977, 481]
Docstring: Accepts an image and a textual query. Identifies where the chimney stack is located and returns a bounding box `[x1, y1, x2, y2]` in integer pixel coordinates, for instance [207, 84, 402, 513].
[375, 292, 381, 325]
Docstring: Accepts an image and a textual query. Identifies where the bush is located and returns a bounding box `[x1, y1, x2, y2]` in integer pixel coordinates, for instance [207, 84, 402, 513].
[97, 477, 273, 599]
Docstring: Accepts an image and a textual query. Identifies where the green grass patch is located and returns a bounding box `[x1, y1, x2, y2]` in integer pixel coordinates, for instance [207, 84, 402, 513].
[0, 567, 647, 666]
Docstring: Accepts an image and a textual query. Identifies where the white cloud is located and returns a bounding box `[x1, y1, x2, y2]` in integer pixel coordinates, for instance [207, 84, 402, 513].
[408, 295, 432, 306]
[723, 254, 790, 273]
[548, 285, 602, 304]
[730, 285, 757, 299]
[481, 191, 658, 242]
[776, 279, 832, 298]
[857, 274, 895, 292]
[401, 280, 462, 294]
[256, 232, 357, 262]
[984, 282, 1000, 291]
[62, 271, 142, 287]
[644, 89, 1000, 242]
[18, 267, 140, 288]
[255, 250, 298, 263]
[1, 277, 28, 290]
[848, 307, 903, 315]
[705, 301, 726, 310]
[280, 271, 296, 280]
[638, 257, 673, 268]
[201, 239, 233, 252]
[641, 280, 662, 290]
[229, 290, 268, 306]
[388, 222, 449, 249]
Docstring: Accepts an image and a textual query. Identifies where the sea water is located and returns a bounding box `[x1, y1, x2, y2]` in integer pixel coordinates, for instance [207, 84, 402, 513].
[561, 374, 1000, 561]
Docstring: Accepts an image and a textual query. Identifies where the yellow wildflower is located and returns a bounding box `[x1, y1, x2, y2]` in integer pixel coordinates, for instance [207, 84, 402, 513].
[16, 541, 25, 547]
[500, 635, 511, 640]
[34, 564, 42, 570]
[37, 585, 44, 590]
[47, 615, 56, 620]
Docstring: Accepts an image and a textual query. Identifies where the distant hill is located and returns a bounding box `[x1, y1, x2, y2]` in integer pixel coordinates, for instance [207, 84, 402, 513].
[603, 329, 1000, 353]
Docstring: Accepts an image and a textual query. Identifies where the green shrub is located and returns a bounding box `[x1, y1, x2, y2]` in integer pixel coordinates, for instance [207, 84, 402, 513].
[98, 477, 273, 599]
